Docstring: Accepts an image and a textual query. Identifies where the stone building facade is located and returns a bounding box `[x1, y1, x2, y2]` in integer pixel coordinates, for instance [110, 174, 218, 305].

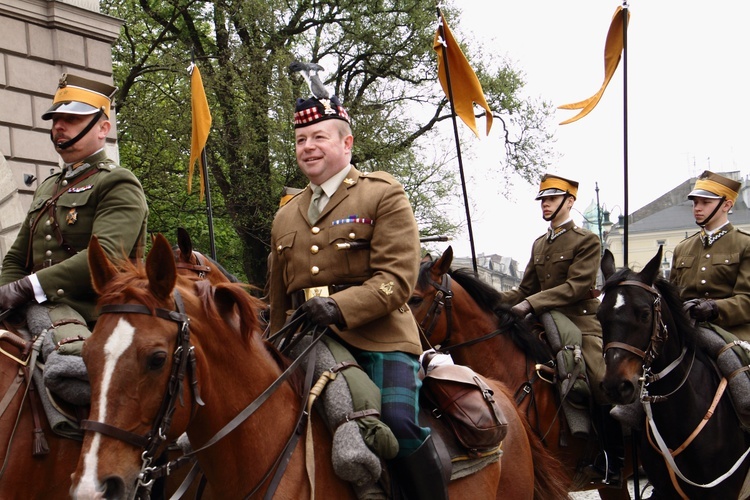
[0, 0, 121, 264]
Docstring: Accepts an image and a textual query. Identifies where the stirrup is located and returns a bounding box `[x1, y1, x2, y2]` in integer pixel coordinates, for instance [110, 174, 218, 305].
[582, 453, 622, 488]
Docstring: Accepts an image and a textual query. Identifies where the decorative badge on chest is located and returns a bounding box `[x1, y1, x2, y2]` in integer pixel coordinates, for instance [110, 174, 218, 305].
[66, 208, 78, 225]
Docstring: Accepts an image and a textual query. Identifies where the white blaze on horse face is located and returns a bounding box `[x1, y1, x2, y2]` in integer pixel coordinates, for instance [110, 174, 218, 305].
[614, 291, 626, 311]
[76, 318, 136, 496]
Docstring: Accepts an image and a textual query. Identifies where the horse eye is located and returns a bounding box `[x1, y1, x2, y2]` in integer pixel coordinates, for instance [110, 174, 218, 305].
[407, 296, 422, 306]
[147, 352, 168, 371]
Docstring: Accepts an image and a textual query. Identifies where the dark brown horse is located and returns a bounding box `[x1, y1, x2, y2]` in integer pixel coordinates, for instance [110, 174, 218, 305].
[599, 247, 750, 498]
[71, 234, 568, 499]
[409, 246, 635, 499]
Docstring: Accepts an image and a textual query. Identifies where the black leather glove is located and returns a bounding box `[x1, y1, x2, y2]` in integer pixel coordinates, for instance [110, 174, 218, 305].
[300, 296, 344, 327]
[510, 300, 533, 319]
[0, 276, 35, 310]
[689, 298, 719, 322]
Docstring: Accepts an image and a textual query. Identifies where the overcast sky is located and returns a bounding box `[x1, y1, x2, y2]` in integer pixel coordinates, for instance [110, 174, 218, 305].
[425, 1, 750, 264]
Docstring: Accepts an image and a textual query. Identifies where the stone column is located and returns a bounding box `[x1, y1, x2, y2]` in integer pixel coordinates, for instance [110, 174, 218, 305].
[0, 0, 122, 264]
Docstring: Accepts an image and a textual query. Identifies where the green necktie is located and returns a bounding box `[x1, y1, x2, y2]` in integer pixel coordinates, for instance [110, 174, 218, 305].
[308, 186, 323, 223]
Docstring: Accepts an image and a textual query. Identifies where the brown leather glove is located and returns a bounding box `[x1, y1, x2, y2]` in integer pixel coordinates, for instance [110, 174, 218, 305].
[689, 298, 719, 322]
[510, 300, 533, 319]
[0, 277, 35, 310]
[300, 296, 344, 327]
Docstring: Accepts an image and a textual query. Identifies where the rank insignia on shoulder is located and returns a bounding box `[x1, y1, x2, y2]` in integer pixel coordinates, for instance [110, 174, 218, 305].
[66, 208, 78, 225]
[379, 281, 394, 296]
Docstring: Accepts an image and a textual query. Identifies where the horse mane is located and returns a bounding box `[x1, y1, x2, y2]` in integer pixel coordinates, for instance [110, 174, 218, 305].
[602, 267, 699, 348]
[448, 267, 553, 363]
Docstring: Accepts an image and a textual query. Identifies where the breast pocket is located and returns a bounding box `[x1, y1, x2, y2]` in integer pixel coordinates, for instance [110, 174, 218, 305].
[275, 231, 297, 285]
[56, 189, 95, 252]
[711, 253, 740, 284]
[328, 223, 373, 279]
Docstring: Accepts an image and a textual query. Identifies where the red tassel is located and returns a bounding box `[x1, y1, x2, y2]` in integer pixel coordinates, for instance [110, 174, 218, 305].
[33, 428, 49, 456]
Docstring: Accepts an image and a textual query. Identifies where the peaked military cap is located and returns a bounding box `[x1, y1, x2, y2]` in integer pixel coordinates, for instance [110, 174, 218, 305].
[688, 170, 741, 202]
[535, 173, 579, 200]
[42, 73, 117, 120]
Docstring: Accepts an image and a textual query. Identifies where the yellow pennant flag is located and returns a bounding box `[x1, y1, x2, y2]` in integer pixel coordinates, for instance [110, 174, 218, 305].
[189, 63, 212, 200]
[434, 12, 493, 137]
[558, 6, 630, 125]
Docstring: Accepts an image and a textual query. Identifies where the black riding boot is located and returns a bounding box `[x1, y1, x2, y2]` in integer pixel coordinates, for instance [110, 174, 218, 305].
[585, 404, 625, 487]
[391, 435, 449, 500]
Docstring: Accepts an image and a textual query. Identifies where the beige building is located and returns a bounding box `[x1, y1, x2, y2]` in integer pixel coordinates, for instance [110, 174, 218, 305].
[603, 171, 750, 277]
[452, 253, 523, 292]
[0, 0, 121, 264]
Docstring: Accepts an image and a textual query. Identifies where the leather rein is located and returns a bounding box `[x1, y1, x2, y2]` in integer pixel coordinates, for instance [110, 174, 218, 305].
[175, 251, 212, 279]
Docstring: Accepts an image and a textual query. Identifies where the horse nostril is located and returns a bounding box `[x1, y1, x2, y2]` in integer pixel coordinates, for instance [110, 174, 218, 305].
[102, 476, 126, 500]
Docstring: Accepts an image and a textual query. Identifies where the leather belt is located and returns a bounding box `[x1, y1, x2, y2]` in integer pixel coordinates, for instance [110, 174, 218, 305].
[32, 259, 58, 272]
[291, 284, 358, 308]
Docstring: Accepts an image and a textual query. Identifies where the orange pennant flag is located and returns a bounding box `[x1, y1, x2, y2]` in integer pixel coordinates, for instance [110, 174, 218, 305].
[434, 12, 493, 137]
[189, 63, 212, 200]
[558, 6, 630, 125]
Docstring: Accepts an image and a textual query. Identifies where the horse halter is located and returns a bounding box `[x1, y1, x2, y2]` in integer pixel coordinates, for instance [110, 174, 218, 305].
[603, 279, 669, 371]
[418, 272, 453, 347]
[80, 289, 204, 491]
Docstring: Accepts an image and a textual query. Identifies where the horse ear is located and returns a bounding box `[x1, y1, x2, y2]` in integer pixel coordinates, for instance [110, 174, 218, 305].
[177, 227, 192, 263]
[88, 235, 117, 293]
[421, 253, 433, 263]
[639, 245, 664, 285]
[601, 249, 616, 280]
[433, 246, 453, 275]
[146, 233, 177, 300]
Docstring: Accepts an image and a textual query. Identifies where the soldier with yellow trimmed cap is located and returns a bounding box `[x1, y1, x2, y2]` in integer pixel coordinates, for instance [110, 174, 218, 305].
[0, 74, 148, 403]
[269, 93, 445, 499]
[499, 173, 624, 486]
[670, 171, 750, 340]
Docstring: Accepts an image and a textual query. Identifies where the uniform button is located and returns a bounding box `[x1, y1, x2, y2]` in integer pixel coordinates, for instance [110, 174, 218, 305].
[57, 289, 64, 296]
[277, 245, 282, 251]
[72, 202, 77, 207]
[545, 255, 550, 260]
[701, 266, 706, 271]
[700, 279, 706, 284]
[583, 309, 588, 314]
[45, 219, 51, 226]
[312, 227, 320, 234]
[45, 235, 52, 241]
[45, 250, 52, 257]
[311, 266, 320, 275]
[560, 255, 564, 259]
[705, 254, 711, 258]
[725, 259, 730, 263]
[311, 245, 319, 254]
[348, 232, 356, 239]
[546, 274, 551, 278]
[705, 292, 710, 297]
[61, 180, 68, 187]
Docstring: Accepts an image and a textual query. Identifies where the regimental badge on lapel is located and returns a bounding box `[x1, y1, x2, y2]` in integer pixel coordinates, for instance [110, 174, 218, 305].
[343, 178, 355, 185]
[379, 281, 394, 296]
[66, 208, 78, 225]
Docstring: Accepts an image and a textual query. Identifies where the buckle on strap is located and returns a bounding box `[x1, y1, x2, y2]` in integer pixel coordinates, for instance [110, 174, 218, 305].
[304, 286, 330, 300]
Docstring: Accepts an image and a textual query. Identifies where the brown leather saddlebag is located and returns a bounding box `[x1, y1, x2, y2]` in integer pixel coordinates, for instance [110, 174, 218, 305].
[421, 364, 508, 456]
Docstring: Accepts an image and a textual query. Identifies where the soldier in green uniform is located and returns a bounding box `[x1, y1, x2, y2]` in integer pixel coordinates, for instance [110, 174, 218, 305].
[499, 173, 624, 486]
[269, 95, 446, 499]
[670, 171, 750, 340]
[0, 74, 148, 384]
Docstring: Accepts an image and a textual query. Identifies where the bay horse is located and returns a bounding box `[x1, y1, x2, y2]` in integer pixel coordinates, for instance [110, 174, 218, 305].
[70, 234, 568, 499]
[409, 246, 634, 499]
[0, 319, 83, 499]
[599, 247, 750, 498]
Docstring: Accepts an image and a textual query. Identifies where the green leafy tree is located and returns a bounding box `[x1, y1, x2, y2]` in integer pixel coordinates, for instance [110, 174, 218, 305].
[103, 0, 555, 287]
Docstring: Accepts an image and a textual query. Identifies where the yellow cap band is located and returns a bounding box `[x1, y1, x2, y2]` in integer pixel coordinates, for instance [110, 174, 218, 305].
[53, 86, 111, 117]
[539, 177, 578, 198]
[694, 178, 738, 202]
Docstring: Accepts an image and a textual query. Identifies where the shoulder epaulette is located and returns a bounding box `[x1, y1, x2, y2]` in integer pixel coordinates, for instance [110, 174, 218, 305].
[360, 170, 396, 184]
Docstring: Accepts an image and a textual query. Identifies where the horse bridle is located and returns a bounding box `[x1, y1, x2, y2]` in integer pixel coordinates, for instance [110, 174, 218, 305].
[175, 251, 212, 279]
[602, 279, 692, 400]
[80, 290, 204, 492]
[418, 273, 453, 346]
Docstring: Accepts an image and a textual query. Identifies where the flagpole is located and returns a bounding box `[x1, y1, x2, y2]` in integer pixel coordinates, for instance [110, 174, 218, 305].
[436, 6, 479, 275]
[191, 50, 217, 260]
[622, 2, 629, 268]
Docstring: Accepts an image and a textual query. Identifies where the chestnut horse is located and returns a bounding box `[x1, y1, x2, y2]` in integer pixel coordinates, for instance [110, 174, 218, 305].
[172, 227, 238, 284]
[599, 247, 750, 498]
[0, 321, 83, 498]
[70, 234, 568, 499]
[409, 246, 634, 499]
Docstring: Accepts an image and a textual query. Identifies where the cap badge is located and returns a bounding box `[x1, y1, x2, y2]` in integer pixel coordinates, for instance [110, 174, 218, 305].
[379, 281, 394, 296]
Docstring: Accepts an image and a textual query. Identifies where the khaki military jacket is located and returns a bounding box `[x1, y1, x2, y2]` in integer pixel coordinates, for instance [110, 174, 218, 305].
[670, 224, 750, 340]
[499, 220, 601, 334]
[0, 150, 148, 323]
[269, 167, 422, 355]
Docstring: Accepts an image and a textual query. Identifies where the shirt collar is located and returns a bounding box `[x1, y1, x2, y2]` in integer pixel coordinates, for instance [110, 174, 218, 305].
[310, 165, 352, 199]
